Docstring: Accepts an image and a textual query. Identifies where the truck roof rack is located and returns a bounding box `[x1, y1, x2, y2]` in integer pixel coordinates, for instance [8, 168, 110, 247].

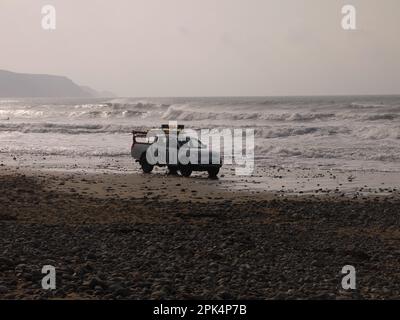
[132, 130, 148, 136]
[132, 125, 185, 137]
[161, 124, 184, 135]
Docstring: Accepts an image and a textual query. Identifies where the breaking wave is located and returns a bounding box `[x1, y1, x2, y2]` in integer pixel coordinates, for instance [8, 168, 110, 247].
[0, 121, 399, 143]
[1, 96, 400, 169]
[0, 122, 132, 134]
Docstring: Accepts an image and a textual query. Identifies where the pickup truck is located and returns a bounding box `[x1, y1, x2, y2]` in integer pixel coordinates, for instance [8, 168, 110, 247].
[131, 126, 222, 178]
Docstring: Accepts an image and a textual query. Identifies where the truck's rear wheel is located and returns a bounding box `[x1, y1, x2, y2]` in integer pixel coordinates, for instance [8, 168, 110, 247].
[168, 166, 178, 175]
[179, 165, 192, 177]
[140, 154, 154, 174]
[208, 167, 220, 178]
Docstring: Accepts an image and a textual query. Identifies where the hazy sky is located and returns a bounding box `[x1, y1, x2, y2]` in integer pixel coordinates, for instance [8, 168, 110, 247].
[1, 0, 399, 97]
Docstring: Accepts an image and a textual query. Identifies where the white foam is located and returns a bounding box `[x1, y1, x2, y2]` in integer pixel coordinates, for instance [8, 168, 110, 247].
[1, 96, 399, 172]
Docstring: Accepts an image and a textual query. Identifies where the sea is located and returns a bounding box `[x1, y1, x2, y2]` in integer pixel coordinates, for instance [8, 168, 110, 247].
[1, 95, 400, 173]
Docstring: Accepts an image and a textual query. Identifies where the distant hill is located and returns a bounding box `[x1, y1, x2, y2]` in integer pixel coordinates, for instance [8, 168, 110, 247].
[0, 70, 114, 98]
[80, 85, 116, 98]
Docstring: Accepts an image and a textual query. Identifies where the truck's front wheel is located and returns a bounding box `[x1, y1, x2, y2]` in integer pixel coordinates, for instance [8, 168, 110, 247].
[140, 154, 154, 174]
[179, 165, 192, 177]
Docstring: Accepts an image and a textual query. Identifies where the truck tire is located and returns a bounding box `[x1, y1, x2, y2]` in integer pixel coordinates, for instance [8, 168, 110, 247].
[179, 165, 192, 177]
[140, 154, 154, 174]
[208, 167, 220, 178]
[167, 166, 178, 175]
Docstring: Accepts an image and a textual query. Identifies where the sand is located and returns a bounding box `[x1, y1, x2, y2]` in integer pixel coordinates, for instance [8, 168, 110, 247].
[1, 164, 400, 300]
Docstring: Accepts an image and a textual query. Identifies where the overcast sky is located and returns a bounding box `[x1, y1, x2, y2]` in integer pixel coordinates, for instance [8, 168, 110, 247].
[1, 0, 399, 97]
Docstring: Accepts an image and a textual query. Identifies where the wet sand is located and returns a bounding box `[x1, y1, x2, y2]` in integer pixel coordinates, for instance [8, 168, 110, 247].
[1, 152, 400, 197]
[1, 165, 400, 300]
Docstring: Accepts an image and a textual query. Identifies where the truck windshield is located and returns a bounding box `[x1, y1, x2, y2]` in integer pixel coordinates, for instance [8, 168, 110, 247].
[188, 138, 206, 148]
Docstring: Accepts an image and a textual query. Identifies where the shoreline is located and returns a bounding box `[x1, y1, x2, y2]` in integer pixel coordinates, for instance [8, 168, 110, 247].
[1, 153, 400, 199]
